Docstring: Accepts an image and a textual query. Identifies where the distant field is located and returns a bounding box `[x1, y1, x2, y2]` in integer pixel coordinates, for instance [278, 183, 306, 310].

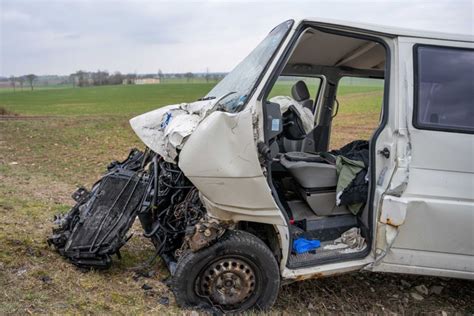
[0, 84, 75, 93]
[0, 78, 219, 94]
[0, 82, 382, 116]
[0, 83, 215, 116]
[4, 82, 469, 315]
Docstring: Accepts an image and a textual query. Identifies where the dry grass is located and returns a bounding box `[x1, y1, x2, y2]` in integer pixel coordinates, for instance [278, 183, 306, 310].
[0, 106, 17, 116]
[329, 90, 383, 149]
[1, 91, 473, 314]
[0, 117, 179, 314]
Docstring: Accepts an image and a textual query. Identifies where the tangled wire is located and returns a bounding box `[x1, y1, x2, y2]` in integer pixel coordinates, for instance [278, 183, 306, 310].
[139, 155, 205, 258]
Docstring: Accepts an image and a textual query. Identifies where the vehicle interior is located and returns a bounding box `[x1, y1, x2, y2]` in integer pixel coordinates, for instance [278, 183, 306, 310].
[262, 26, 387, 268]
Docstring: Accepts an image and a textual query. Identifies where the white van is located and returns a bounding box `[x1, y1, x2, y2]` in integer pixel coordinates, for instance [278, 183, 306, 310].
[50, 18, 474, 313]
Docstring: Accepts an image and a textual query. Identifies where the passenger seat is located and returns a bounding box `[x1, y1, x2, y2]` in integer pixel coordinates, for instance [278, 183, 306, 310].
[280, 152, 350, 216]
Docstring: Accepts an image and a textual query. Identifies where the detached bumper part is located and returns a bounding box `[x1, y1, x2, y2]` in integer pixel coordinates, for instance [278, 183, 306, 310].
[48, 149, 150, 268]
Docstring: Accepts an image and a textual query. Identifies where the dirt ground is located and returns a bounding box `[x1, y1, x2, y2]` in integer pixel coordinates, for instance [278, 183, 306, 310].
[1, 114, 473, 315]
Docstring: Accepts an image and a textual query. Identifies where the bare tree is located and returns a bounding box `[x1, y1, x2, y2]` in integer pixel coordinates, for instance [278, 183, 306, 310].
[25, 74, 37, 91]
[69, 73, 77, 87]
[92, 71, 99, 86]
[91, 70, 105, 86]
[205, 68, 210, 83]
[124, 73, 137, 84]
[101, 71, 109, 85]
[184, 72, 194, 83]
[9, 76, 16, 92]
[109, 71, 124, 85]
[158, 69, 164, 83]
[75, 71, 86, 87]
[18, 76, 25, 90]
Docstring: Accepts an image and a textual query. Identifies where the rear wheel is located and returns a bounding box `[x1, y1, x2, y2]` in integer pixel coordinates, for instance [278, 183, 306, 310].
[172, 230, 280, 312]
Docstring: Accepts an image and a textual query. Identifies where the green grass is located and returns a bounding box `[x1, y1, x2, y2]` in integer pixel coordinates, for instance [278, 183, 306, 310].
[0, 83, 215, 116]
[0, 84, 75, 93]
[0, 82, 382, 117]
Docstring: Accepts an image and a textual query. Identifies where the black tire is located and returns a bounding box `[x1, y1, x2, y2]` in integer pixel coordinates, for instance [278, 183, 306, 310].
[172, 230, 280, 313]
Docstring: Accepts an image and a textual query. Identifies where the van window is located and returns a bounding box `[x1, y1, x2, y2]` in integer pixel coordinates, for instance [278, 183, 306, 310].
[414, 45, 474, 133]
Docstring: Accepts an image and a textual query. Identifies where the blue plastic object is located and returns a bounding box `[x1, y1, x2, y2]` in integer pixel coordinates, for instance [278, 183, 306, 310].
[293, 238, 321, 254]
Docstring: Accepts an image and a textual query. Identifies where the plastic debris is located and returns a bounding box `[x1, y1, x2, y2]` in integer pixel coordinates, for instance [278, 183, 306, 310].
[430, 285, 444, 295]
[40, 275, 52, 284]
[410, 292, 424, 301]
[142, 284, 153, 291]
[415, 284, 429, 295]
[293, 238, 321, 254]
[158, 296, 170, 306]
[334, 227, 366, 250]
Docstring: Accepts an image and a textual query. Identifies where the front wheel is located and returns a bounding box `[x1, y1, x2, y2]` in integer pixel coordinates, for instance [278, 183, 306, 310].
[172, 230, 280, 312]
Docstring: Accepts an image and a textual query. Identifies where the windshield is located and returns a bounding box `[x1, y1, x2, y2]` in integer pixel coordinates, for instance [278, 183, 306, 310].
[205, 20, 293, 112]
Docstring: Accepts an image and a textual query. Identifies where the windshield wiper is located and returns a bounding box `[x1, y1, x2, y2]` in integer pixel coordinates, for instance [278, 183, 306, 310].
[197, 96, 216, 101]
[198, 92, 238, 113]
[213, 91, 238, 111]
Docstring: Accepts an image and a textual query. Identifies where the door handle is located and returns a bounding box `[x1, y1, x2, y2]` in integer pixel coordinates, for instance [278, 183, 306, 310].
[378, 147, 390, 159]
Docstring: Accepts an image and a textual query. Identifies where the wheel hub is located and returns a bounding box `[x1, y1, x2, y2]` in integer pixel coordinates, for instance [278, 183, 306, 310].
[199, 258, 256, 307]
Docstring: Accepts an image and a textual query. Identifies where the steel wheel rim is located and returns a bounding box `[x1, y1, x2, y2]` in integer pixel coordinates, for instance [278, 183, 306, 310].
[196, 256, 259, 310]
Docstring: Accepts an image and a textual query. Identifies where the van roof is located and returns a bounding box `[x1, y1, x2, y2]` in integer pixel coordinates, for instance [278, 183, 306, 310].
[301, 17, 474, 43]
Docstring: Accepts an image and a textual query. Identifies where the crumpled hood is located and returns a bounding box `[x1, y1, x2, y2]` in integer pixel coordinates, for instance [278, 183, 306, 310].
[130, 94, 315, 163]
[130, 98, 219, 163]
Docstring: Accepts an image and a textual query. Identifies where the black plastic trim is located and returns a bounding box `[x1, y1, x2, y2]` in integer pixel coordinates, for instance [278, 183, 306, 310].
[302, 186, 337, 194]
[412, 44, 474, 135]
[287, 248, 366, 269]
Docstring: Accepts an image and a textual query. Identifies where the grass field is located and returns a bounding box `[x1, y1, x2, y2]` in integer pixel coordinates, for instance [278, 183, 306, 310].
[1, 83, 472, 314]
[0, 83, 215, 116]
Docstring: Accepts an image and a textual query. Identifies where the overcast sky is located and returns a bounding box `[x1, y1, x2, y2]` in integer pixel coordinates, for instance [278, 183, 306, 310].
[1, 0, 472, 76]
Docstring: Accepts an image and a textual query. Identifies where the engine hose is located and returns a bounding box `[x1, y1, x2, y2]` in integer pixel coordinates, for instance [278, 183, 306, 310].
[150, 156, 159, 208]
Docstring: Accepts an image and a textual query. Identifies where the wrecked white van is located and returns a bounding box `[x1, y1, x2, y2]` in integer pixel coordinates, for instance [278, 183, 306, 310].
[49, 18, 474, 312]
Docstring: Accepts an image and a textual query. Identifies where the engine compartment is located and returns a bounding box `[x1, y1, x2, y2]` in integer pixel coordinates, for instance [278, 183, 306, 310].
[48, 148, 208, 270]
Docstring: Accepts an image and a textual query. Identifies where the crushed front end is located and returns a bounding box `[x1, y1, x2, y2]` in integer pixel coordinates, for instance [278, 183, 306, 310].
[48, 148, 214, 271]
[48, 96, 241, 277]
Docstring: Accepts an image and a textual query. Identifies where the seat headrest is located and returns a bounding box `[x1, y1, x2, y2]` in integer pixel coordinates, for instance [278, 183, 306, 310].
[291, 80, 310, 102]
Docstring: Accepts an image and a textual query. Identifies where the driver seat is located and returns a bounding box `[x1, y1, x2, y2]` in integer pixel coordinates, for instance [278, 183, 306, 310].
[281, 81, 314, 153]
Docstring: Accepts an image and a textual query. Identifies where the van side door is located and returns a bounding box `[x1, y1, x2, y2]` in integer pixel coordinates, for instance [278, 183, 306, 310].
[376, 38, 474, 278]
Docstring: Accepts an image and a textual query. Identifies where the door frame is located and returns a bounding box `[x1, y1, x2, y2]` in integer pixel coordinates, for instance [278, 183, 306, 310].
[256, 21, 394, 271]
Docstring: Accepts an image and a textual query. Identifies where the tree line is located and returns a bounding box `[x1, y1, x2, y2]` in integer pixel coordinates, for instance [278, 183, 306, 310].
[6, 69, 226, 91]
[9, 74, 37, 91]
[70, 70, 131, 87]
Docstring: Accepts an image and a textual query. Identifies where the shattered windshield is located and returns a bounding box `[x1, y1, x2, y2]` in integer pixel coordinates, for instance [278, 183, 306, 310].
[205, 20, 293, 113]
